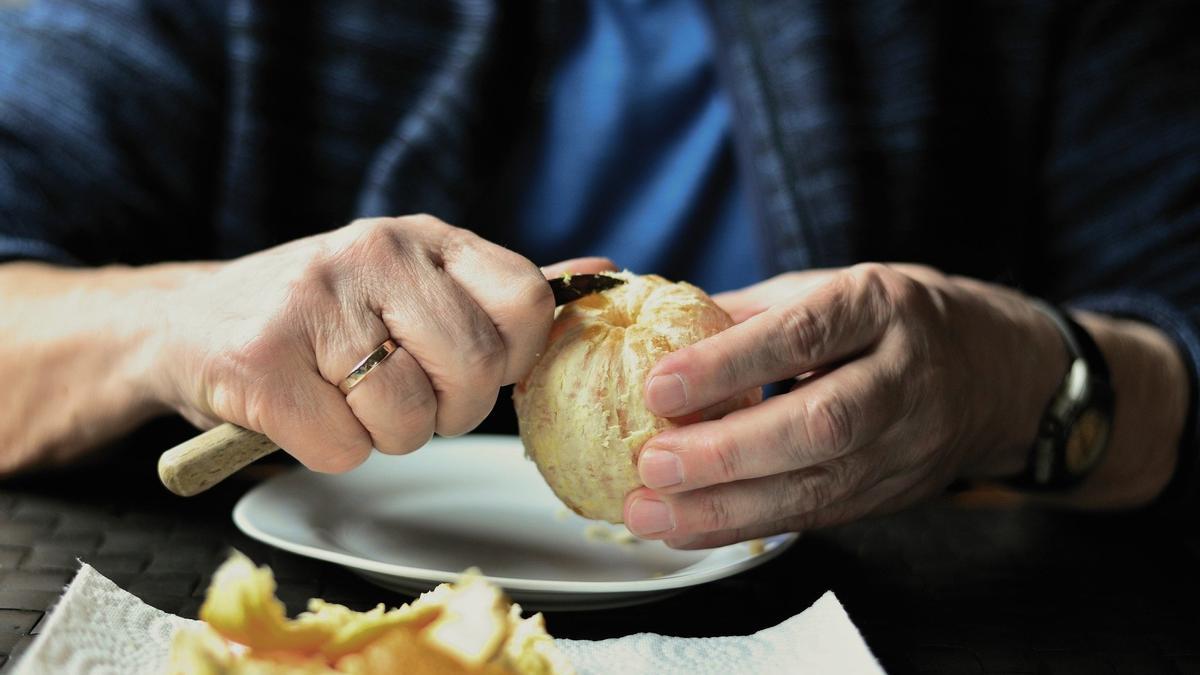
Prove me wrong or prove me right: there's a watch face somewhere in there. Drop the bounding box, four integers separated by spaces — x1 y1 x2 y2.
1065 407 1111 474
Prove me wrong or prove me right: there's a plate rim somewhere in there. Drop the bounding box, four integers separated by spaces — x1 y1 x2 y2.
232 435 798 595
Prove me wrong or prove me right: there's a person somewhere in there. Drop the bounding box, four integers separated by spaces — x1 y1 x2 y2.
0 0 1196 549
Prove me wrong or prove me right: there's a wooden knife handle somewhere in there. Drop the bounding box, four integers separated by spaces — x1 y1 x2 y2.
158 422 279 497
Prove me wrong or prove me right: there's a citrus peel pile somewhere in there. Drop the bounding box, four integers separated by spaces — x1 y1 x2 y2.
166 552 572 674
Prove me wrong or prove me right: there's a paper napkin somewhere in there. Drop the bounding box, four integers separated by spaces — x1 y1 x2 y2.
13 564 882 674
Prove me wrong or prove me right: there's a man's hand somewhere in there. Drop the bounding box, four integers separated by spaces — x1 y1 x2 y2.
622 263 1075 547
151 215 603 473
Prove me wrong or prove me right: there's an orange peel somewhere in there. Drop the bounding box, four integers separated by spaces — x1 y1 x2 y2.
166 552 572 674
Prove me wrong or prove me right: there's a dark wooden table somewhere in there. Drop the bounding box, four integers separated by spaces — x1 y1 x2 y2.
2 425 1199 674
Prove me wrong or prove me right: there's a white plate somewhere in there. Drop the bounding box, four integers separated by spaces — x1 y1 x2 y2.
234 435 797 610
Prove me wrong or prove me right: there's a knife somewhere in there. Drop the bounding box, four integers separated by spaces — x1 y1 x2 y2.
157 274 624 497
547 272 624 305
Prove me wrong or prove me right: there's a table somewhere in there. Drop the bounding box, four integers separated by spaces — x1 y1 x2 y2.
2 425 1199 674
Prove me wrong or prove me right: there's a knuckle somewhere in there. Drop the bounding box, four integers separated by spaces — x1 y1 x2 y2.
376 425 433 456
460 319 506 375
348 216 393 242
846 262 894 314
204 377 243 428
236 379 274 433
691 337 740 391
847 262 908 299
696 493 734 532
437 409 488 438
847 262 892 286
771 301 826 368
396 377 439 421
489 257 555 329
797 391 856 455
849 258 897 293
785 464 839 513
359 220 405 258
379 213 450 242
849 262 928 318
729 344 761 388
894 262 946 285
340 219 410 273
282 421 370 474
515 263 556 316
293 254 342 305
706 434 743 483
366 381 437 457
215 335 287 397
243 377 370 471
326 417 373 460
403 213 449 230
344 216 390 238
883 271 924 311
495 266 554 383
436 224 483 268
437 385 500 438
395 404 438 448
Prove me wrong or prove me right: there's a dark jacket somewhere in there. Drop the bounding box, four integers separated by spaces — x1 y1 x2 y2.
1 1 1197 515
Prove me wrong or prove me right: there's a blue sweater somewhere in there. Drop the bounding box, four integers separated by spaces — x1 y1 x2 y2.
494 0 761 294
1 1 1198 518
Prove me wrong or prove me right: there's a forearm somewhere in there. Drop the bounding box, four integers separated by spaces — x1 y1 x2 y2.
0 261 199 473
956 276 1190 509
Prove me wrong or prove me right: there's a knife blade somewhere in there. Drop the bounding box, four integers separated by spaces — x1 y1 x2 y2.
548 273 625 306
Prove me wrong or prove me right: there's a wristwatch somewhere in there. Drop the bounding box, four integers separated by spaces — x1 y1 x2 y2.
1008 301 1115 491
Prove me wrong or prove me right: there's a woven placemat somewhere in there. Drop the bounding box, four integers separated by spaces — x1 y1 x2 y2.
2 437 1199 674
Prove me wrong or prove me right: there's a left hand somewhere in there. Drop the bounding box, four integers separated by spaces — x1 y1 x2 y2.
622 263 1065 548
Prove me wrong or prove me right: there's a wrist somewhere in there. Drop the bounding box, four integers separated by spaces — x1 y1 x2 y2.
953 279 1068 478
121 261 219 416
1068 312 1186 506
80 264 180 421
953 284 1187 507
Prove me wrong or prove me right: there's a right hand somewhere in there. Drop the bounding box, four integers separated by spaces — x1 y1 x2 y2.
148 215 568 472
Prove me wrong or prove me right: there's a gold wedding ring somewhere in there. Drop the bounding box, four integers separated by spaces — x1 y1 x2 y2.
339 339 398 395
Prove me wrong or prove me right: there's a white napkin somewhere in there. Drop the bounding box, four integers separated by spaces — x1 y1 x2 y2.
14 564 883 675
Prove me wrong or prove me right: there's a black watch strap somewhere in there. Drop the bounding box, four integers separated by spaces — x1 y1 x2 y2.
1008 301 1114 491
1037 301 1111 384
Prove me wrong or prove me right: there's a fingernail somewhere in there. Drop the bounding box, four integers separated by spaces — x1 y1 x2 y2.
627 497 675 535
646 373 687 415
640 448 683 488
